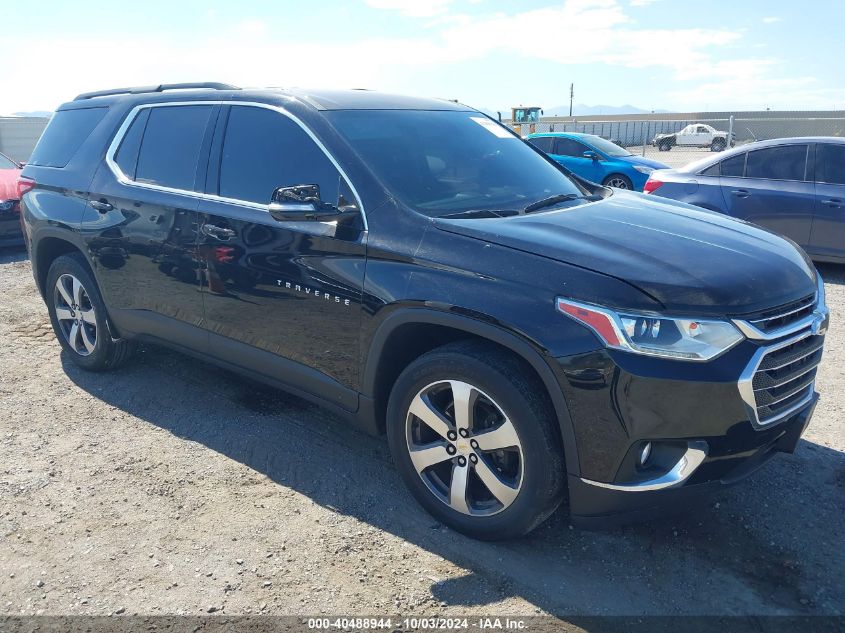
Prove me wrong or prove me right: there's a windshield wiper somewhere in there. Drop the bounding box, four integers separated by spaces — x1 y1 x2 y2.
438 208 519 220
522 193 600 214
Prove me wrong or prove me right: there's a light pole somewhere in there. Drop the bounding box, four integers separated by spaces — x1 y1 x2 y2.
569 83 574 117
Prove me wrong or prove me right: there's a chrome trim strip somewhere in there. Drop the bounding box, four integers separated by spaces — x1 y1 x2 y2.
733 275 827 341
747 298 815 324
761 381 815 407
104 100 368 232
752 363 817 393
580 442 708 492
758 342 823 372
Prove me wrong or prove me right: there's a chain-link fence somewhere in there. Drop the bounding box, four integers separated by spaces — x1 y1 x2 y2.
504 116 845 170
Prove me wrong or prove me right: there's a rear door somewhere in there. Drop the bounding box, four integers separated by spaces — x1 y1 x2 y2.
549 137 604 182
84 103 217 348
810 142 845 259
195 104 367 410
719 143 814 248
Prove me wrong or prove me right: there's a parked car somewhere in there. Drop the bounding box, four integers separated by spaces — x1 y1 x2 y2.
653 124 735 152
0 151 24 247
525 132 668 191
21 84 828 540
644 137 845 263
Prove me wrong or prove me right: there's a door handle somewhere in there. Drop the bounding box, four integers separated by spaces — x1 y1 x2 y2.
730 189 751 198
201 223 236 240
820 198 842 207
90 200 113 213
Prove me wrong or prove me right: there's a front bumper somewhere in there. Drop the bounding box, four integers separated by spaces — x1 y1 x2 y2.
566 394 816 527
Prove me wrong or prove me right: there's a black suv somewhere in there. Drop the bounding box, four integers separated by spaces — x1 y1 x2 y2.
21 83 829 539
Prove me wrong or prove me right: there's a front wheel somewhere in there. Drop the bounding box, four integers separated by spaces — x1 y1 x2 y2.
603 174 633 190
658 141 672 151
46 253 135 371
711 139 727 152
386 341 566 540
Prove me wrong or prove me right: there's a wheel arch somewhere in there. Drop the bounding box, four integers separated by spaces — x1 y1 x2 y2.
362 308 580 474
32 231 91 300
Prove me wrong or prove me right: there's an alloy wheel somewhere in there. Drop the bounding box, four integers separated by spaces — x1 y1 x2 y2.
54 273 98 356
606 177 630 189
405 380 524 516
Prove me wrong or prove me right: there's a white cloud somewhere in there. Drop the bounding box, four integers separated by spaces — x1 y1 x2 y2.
630 0 660 5
762 16 783 23
364 0 455 18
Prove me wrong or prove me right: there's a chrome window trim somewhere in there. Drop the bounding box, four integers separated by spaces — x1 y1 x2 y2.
104 100 368 232
580 441 708 492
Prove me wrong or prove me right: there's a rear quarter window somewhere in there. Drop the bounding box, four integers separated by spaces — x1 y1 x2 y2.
28 107 107 168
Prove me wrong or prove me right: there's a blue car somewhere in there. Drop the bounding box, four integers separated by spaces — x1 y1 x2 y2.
525 132 668 191
644 137 845 263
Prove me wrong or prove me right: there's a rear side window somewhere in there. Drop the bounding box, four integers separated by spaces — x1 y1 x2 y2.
720 153 746 177
700 162 720 177
527 137 553 152
745 145 808 181
553 137 589 157
28 107 107 168
218 106 341 205
817 144 845 185
113 108 150 180
135 105 213 191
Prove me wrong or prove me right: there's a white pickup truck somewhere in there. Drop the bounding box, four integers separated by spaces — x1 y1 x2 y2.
653 124 734 152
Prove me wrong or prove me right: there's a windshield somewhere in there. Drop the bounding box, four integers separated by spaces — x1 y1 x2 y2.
327 110 585 217
582 135 631 158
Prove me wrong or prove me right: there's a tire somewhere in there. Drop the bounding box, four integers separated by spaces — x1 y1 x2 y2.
386 341 566 540
46 253 135 371
602 174 633 190
711 139 726 152
658 141 672 152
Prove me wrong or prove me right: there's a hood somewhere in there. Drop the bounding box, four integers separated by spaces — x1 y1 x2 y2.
433 191 816 315
0 168 20 202
618 154 669 170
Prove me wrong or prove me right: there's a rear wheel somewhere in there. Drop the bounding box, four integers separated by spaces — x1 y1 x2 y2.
658 141 672 151
711 139 727 152
46 253 135 371
386 341 565 540
603 174 633 190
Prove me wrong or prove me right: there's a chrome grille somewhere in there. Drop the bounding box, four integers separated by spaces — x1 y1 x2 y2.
743 333 823 426
744 293 816 334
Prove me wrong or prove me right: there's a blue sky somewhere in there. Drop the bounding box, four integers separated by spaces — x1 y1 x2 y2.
1 0 843 114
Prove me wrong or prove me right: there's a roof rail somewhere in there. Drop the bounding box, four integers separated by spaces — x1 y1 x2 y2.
74 82 241 101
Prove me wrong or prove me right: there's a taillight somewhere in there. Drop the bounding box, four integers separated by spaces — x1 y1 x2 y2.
16 175 36 198
643 178 663 194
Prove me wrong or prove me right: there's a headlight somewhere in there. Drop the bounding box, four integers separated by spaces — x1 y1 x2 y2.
556 298 744 361
0 200 13 212
632 165 655 175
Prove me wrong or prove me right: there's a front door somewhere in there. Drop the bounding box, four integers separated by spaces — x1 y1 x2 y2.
196 104 367 410
549 137 604 183
810 142 845 259
83 103 217 346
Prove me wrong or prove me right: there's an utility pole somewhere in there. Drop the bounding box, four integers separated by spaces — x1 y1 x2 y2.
569 83 574 117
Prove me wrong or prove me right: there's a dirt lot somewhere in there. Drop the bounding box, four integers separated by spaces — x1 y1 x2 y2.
1 248 843 618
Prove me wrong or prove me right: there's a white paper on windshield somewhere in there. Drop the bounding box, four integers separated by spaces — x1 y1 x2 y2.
470 117 515 138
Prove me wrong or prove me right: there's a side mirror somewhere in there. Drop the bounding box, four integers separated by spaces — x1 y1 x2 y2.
583 151 599 161
269 184 351 223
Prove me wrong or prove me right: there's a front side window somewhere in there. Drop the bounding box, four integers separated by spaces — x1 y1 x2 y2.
218 106 342 205
581 135 631 157
135 105 214 191
328 110 585 217
817 144 845 185
745 145 808 181
553 137 589 157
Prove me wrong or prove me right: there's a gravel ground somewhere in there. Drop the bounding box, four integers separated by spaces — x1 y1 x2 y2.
0 248 843 618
